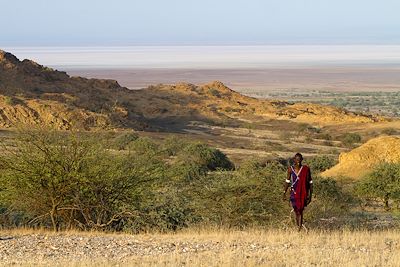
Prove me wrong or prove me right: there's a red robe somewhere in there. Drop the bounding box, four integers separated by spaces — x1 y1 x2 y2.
289 165 311 214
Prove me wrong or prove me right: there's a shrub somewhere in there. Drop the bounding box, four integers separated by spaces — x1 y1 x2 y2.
323 140 333 146
188 162 289 228
4 96 17 106
237 157 266 176
127 137 158 155
168 143 234 182
161 135 187 156
317 133 332 141
297 123 310 132
306 177 353 225
382 128 398 136
177 143 234 171
304 155 338 173
0 128 163 231
297 123 321 134
208 88 221 98
305 136 314 143
111 131 139 150
356 162 400 210
339 132 362 147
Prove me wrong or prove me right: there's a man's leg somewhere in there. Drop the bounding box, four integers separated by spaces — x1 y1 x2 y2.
300 211 303 226
296 211 304 231
296 212 301 229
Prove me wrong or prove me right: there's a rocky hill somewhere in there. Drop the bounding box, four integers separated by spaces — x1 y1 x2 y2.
321 136 400 179
0 49 387 130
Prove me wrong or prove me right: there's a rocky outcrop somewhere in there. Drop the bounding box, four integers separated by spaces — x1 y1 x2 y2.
136 81 385 125
0 96 110 130
321 136 400 179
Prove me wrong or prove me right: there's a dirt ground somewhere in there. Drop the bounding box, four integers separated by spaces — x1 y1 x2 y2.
1 228 399 266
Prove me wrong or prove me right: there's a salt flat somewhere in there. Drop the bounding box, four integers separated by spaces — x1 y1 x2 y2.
65 67 400 92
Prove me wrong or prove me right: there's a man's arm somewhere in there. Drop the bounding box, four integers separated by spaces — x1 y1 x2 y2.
307 168 313 204
283 167 291 201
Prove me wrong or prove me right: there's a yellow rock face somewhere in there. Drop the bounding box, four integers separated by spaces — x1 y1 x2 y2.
321 136 400 179
0 97 110 130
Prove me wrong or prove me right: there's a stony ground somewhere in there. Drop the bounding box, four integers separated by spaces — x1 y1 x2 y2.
0 232 222 266
0 229 399 266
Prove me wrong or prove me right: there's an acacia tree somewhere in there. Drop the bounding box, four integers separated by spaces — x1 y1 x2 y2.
356 162 400 210
186 159 289 227
0 128 163 231
0 129 85 230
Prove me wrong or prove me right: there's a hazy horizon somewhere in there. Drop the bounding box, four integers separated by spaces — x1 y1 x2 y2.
4 45 400 69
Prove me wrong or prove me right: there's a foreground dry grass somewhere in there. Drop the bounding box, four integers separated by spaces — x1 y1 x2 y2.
1 228 399 266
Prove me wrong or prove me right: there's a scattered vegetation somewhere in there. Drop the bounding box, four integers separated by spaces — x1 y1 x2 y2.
0 129 163 231
356 162 400 210
4 96 17 106
304 155 338 173
338 132 362 147
111 131 139 150
208 88 221 98
382 128 399 136
250 89 400 117
306 177 353 225
0 128 359 232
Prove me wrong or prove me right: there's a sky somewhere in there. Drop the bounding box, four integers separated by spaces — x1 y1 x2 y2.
1 0 400 46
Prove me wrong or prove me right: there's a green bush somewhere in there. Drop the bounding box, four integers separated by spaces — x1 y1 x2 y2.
4 96 17 106
134 157 289 230
297 123 321 134
317 133 332 141
127 137 158 155
237 158 265 175
161 135 187 156
208 88 221 98
0 128 163 231
304 155 338 173
382 128 398 136
187 162 289 228
306 177 353 225
112 131 139 150
339 133 362 147
356 162 400 210
177 143 234 172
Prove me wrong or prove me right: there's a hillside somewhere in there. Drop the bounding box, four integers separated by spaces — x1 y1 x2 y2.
0 50 141 130
321 136 400 179
0 49 387 131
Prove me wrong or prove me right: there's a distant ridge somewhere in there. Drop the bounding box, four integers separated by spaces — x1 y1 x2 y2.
0 49 388 130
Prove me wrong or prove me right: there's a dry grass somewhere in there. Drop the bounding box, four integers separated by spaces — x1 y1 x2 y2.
126 228 400 267
2 227 399 266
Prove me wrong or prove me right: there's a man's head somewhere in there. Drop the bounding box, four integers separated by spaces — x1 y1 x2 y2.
294 153 303 166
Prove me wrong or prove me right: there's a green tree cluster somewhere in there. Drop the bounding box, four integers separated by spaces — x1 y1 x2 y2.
356 162 400 210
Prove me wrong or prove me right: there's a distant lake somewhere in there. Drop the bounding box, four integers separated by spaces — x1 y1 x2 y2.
4 46 400 69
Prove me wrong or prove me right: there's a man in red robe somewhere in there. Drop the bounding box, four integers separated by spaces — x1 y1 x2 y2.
283 153 313 231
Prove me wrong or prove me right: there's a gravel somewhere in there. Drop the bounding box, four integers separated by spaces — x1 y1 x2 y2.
1 230 398 266
0 233 224 266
